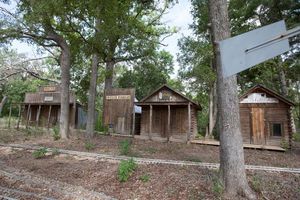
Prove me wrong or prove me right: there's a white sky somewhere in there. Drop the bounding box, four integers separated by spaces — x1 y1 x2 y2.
8 0 193 76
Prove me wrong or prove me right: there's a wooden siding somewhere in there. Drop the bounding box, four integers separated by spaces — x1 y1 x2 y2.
103 88 135 135
145 88 187 102
240 100 291 147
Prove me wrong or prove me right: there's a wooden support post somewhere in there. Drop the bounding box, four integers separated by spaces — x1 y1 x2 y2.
8 104 12 128
17 104 21 130
47 105 52 130
187 103 191 142
167 105 170 141
132 109 136 135
26 104 31 128
72 98 76 129
36 105 41 127
149 104 152 139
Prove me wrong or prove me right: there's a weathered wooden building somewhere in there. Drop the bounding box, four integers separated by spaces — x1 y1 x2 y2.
136 85 201 142
103 88 135 135
22 85 86 128
239 85 294 147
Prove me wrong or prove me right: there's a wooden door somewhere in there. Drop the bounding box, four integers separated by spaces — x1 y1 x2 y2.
251 107 265 145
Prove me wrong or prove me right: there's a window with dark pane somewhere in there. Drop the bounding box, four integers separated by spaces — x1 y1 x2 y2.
272 123 282 137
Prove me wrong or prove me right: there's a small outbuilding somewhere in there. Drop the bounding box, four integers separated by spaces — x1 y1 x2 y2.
22 85 86 129
136 85 201 142
239 84 294 147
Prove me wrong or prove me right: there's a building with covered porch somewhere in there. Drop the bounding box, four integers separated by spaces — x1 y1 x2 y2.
135 85 201 143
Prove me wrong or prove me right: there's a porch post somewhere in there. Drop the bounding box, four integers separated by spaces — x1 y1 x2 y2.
26 104 31 128
36 105 41 127
167 104 170 140
17 104 21 130
72 97 76 129
47 105 52 130
149 104 152 139
132 107 136 135
187 102 191 142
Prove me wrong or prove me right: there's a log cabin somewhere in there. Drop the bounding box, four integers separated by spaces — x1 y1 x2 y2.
135 85 201 143
239 84 295 148
22 85 86 129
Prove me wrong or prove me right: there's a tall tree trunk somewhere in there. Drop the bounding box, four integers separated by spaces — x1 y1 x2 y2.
86 54 99 138
208 0 256 199
0 96 7 117
104 60 115 89
59 42 71 139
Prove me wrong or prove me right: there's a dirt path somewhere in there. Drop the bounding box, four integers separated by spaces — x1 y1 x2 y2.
0 161 116 200
2 143 300 174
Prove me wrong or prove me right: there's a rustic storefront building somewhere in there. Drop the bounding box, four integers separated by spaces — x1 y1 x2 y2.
239 85 294 147
22 85 86 129
136 85 201 142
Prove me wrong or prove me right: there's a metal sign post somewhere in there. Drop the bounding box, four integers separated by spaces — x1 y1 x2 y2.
219 20 300 78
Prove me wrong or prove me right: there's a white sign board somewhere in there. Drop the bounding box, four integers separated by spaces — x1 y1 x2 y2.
44 96 53 102
220 20 290 78
240 93 279 104
106 95 131 100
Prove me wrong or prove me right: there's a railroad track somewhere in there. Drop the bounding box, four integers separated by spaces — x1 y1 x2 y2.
1 143 300 174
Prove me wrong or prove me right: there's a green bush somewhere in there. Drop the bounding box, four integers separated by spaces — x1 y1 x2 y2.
293 133 300 142
140 174 150 182
212 176 223 196
119 139 131 155
52 125 60 140
250 175 262 192
85 141 95 151
280 139 289 149
32 147 48 159
117 158 137 182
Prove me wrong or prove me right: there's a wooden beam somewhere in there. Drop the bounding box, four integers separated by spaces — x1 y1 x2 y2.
47 105 52 130
35 105 41 127
149 104 152 139
132 108 136 135
167 105 170 141
17 104 21 130
26 104 31 128
72 99 76 129
187 102 191 141
8 104 12 128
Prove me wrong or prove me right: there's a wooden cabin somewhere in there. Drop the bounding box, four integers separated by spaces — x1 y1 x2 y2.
136 85 201 143
239 85 294 147
22 85 86 129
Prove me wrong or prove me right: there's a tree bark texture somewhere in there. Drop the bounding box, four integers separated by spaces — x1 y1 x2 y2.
58 40 71 139
86 54 99 138
208 0 256 199
104 60 115 89
0 96 8 117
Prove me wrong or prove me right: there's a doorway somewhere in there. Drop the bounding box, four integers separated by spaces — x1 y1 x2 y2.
251 107 265 145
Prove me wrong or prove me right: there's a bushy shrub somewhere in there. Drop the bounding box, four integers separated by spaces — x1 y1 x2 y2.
52 125 60 140
32 147 48 159
85 141 95 151
119 139 131 155
117 158 137 182
293 133 300 142
139 174 150 182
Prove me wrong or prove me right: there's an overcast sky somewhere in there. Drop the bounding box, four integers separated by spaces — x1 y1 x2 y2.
9 0 193 75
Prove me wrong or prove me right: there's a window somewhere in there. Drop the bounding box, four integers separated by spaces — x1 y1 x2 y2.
272 123 282 137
